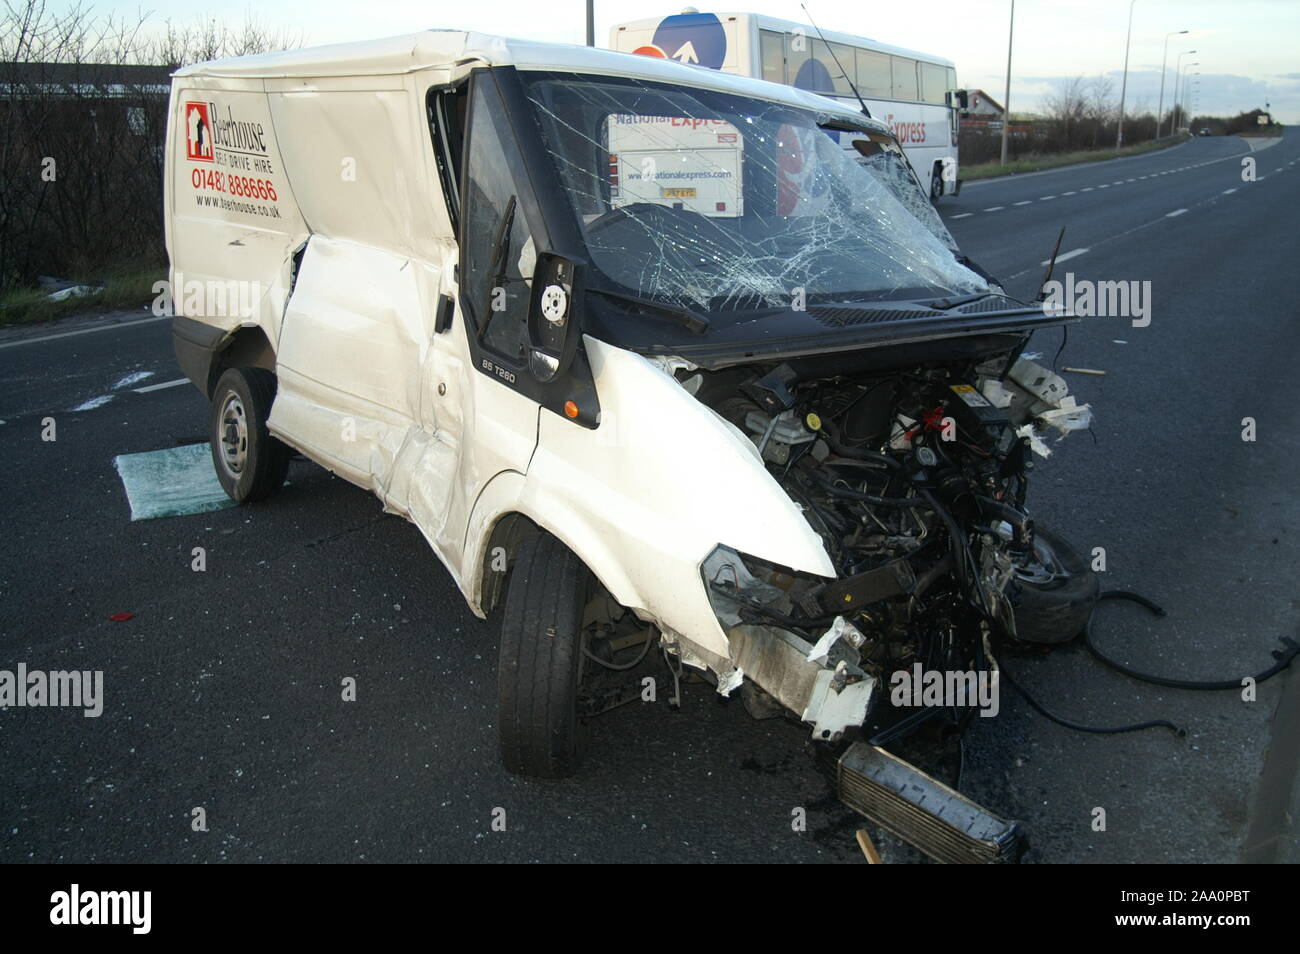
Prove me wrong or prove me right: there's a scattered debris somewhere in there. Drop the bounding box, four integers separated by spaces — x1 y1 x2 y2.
112 371 154 389
37 276 105 302
113 443 237 521
856 829 884 864
69 395 114 412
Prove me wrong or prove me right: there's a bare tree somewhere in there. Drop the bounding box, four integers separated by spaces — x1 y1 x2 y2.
1 0 301 291
147 15 303 67
1041 76 1088 150
1083 75 1116 147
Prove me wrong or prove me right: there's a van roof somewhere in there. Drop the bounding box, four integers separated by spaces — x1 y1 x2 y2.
173 30 887 131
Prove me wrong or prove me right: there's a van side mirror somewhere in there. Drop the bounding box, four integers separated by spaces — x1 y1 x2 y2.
948 90 969 113
526 253 581 383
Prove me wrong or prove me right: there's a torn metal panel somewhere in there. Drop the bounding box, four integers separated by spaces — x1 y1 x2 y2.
728 624 875 741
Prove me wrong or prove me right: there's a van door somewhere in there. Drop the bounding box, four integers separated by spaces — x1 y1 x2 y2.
265 79 446 505
413 68 601 574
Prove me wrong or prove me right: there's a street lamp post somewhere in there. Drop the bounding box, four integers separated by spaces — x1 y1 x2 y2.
1172 51 1196 132
1179 66 1198 129
1116 0 1138 148
1000 0 1015 165
586 0 595 46
1156 29 1188 138
1182 75 1200 128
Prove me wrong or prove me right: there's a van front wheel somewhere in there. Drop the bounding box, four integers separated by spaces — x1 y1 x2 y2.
209 367 290 504
497 533 591 779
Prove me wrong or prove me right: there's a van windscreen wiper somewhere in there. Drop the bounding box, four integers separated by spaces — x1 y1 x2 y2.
589 287 711 335
923 292 993 310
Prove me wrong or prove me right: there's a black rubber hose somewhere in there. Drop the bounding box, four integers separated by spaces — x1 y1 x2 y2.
1085 591 1300 690
818 421 901 469
973 494 1031 541
920 488 989 616
1001 669 1186 736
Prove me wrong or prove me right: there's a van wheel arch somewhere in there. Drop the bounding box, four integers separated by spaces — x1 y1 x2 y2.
206 325 276 397
479 511 541 617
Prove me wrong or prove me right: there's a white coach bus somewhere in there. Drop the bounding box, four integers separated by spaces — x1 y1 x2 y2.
610 9 964 199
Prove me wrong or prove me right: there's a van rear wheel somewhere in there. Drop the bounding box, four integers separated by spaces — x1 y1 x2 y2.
209 367 290 504
497 533 591 779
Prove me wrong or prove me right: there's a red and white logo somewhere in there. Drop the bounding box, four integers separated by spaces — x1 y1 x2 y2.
184 102 213 162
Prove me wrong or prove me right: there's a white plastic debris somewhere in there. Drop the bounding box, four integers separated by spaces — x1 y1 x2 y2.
717 667 744 697
1038 396 1093 436
1016 424 1053 458
978 377 1016 409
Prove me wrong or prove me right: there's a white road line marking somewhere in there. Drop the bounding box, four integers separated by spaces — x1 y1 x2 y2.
133 378 189 394
983 206 1004 212
1113 181 1124 185
950 212 973 219
1039 195 1057 200
1125 179 1135 183
1098 184 1110 188
0 315 166 350
1166 208 1188 217
1041 247 1090 266
1257 176 1267 181
1013 200 1032 206
1222 188 1237 195
1062 191 1077 195
1081 187 1094 192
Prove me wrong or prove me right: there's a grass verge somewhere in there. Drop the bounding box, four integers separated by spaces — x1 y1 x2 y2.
962 134 1189 182
0 268 163 326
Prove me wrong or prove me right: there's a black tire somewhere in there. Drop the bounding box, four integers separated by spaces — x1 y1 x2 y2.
1007 526 1099 644
930 164 944 202
209 367 290 504
497 533 591 778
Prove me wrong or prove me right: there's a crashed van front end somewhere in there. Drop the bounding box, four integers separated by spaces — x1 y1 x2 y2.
519 69 1089 744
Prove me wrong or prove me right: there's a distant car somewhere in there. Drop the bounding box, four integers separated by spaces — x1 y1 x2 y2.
1198 127 1212 136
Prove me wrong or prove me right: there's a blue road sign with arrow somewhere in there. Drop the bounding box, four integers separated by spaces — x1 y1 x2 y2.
651 12 728 69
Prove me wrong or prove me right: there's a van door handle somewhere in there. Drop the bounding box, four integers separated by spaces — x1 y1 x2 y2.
435 294 454 334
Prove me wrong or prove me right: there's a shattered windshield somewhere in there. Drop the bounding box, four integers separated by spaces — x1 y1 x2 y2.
522 72 988 314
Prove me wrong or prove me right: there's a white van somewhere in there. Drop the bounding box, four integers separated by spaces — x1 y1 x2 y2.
166 30 1091 861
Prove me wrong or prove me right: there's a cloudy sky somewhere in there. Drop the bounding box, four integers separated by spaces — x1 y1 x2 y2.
76 0 1299 121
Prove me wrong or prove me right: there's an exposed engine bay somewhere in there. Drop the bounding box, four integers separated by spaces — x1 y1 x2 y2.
678 337 1096 746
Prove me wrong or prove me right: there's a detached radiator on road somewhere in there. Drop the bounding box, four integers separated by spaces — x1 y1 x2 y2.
837 743 1024 864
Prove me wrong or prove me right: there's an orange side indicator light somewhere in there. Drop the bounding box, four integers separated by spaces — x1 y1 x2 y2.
564 400 579 419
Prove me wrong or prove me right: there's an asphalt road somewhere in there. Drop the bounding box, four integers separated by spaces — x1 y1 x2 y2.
1 131 1297 863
